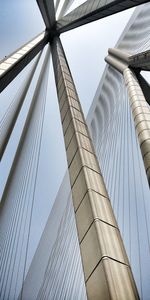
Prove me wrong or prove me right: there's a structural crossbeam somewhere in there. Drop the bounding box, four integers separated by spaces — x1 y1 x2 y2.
36 0 56 30
129 49 150 71
0 31 49 93
57 0 149 33
106 48 150 72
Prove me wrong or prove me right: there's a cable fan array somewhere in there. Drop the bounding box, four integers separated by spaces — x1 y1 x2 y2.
0 47 50 300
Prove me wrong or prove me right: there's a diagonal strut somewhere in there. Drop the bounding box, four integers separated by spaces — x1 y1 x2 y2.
57 0 150 33
0 31 49 93
36 0 56 30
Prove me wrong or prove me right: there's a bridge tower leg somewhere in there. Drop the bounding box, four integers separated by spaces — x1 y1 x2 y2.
51 36 139 300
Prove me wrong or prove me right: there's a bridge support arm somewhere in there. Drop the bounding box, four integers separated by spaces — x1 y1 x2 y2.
57 0 149 33
36 0 56 30
0 31 49 93
51 37 139 300
129 49 150 71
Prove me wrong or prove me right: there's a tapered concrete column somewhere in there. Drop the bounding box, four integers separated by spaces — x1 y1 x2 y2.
51 37 139 300
124 68 150 185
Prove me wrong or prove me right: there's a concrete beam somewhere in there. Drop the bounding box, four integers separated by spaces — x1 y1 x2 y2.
106 48 150 72
0 31 49 93
36 0 56 30
57 0 149 33
129 49 150 71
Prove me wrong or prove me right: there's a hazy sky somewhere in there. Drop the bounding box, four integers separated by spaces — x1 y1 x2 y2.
0 0 135 267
